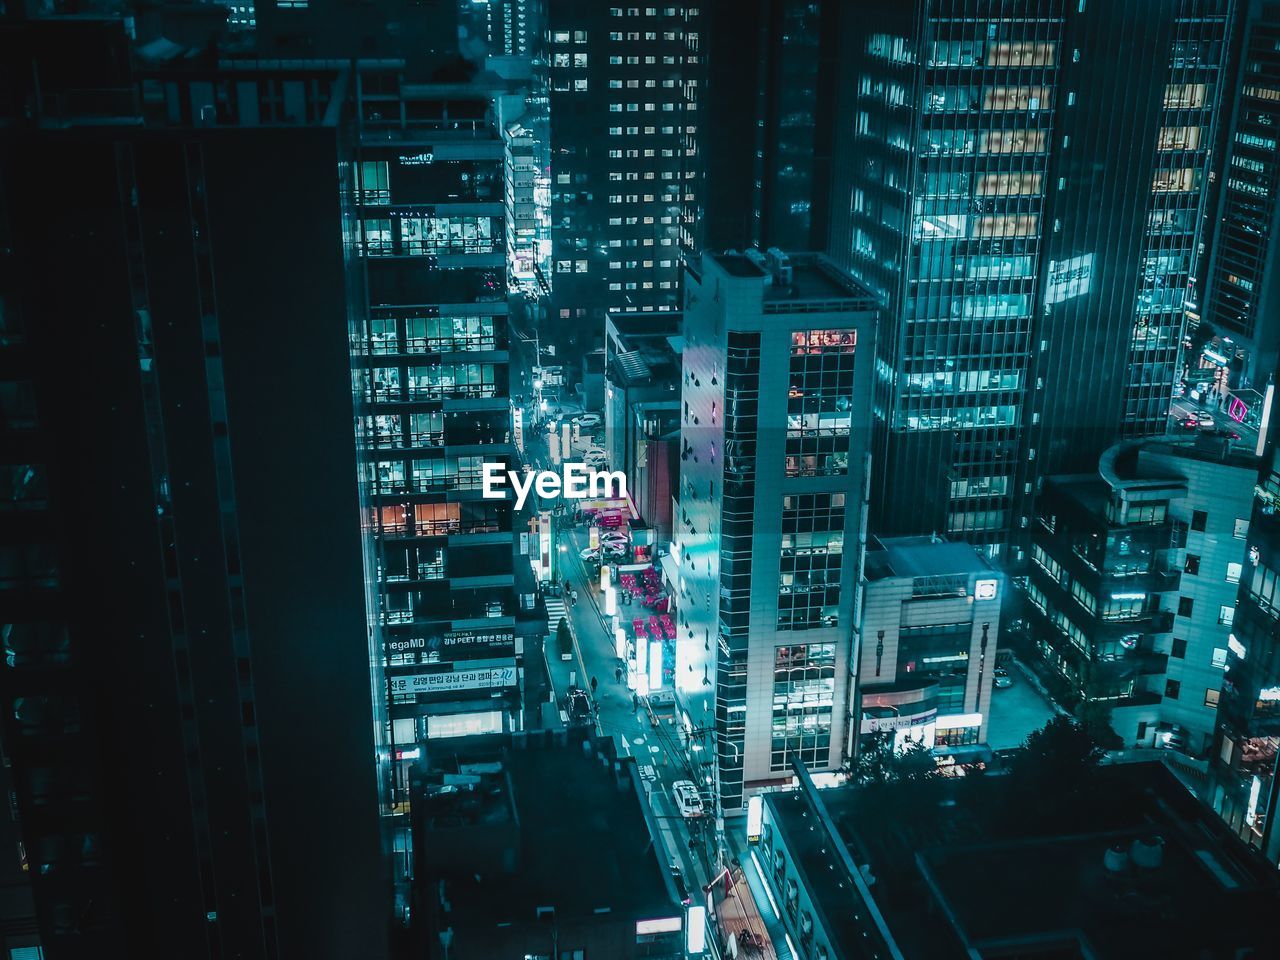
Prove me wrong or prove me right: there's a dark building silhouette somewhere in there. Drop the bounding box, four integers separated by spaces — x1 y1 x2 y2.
254 0 459 71
0 19 391 959
700 0 836 253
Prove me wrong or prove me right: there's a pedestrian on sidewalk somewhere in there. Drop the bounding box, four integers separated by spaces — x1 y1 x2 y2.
615 666 623 684
590 675 599 694
632 692 640 711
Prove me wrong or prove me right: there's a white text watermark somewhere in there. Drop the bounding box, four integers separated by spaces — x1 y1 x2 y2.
482 463 627 511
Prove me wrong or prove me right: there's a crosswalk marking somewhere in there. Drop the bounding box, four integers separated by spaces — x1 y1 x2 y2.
545 595 570 661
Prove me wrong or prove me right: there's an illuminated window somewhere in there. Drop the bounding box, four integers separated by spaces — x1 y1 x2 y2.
976 172 1043 196
982 86 1051 111
1163 83 1206 109
1157 126 1203 150
1151 168 1199 193
979 130 1046 154
973 214 1039 238
986 41 1057 66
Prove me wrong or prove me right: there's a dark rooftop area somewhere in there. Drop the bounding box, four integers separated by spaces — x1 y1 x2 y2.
712 252 767 278
864 535 992 582
415 737 675 927
768 763 1277 960
761 258 867 304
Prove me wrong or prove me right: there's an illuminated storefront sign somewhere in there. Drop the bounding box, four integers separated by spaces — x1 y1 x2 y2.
686 906 706 954
1246 775 1262 827
861 708 938 735
746 795 763 842
390 661 517 694
974 579 998 600
383 631 515 660
636 917 682 936
398 151 435 165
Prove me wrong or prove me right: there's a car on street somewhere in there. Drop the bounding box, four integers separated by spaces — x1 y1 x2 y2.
575 413 602 430
565 688 593 728
599 532 629 547
1181 416 1199 430
1197 416 1216 431
993 667 1013 689
583 447 609 466
670 864 691 905
579 547 600 562
672 780 705 819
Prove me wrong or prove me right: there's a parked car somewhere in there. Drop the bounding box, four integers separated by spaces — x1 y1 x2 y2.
672 780 705 819
670 864 691 905
1197 416 1216 431
579 547 600 562
993 667 1013 689
1181 417 1200 431
575 413 602 430
565 687 593 728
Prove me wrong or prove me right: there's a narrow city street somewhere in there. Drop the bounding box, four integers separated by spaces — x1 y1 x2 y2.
525 419 729 910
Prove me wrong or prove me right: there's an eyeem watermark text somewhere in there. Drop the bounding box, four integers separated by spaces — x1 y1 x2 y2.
482 463 627 511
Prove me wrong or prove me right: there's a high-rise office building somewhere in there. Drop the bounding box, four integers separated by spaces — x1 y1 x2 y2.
830 0 1233 560
1201 0 1280 392
676 249 877 813
349 75 546 798
0 19 390 958
701 0 836 253
544 1 701 355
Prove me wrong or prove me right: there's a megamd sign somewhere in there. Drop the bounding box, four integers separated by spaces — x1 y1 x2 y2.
389 660 518 694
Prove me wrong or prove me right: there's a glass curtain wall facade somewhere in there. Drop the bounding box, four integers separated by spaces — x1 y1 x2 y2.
831 0 1233 562
1203 2 1280 388
833 2 1065 560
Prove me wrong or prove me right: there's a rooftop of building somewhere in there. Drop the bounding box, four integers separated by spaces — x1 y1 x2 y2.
415 736 675 928
698 250 879 310
767 762 1276 960
1044 435 1260 518
605 310 682 388
863 535 993 582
